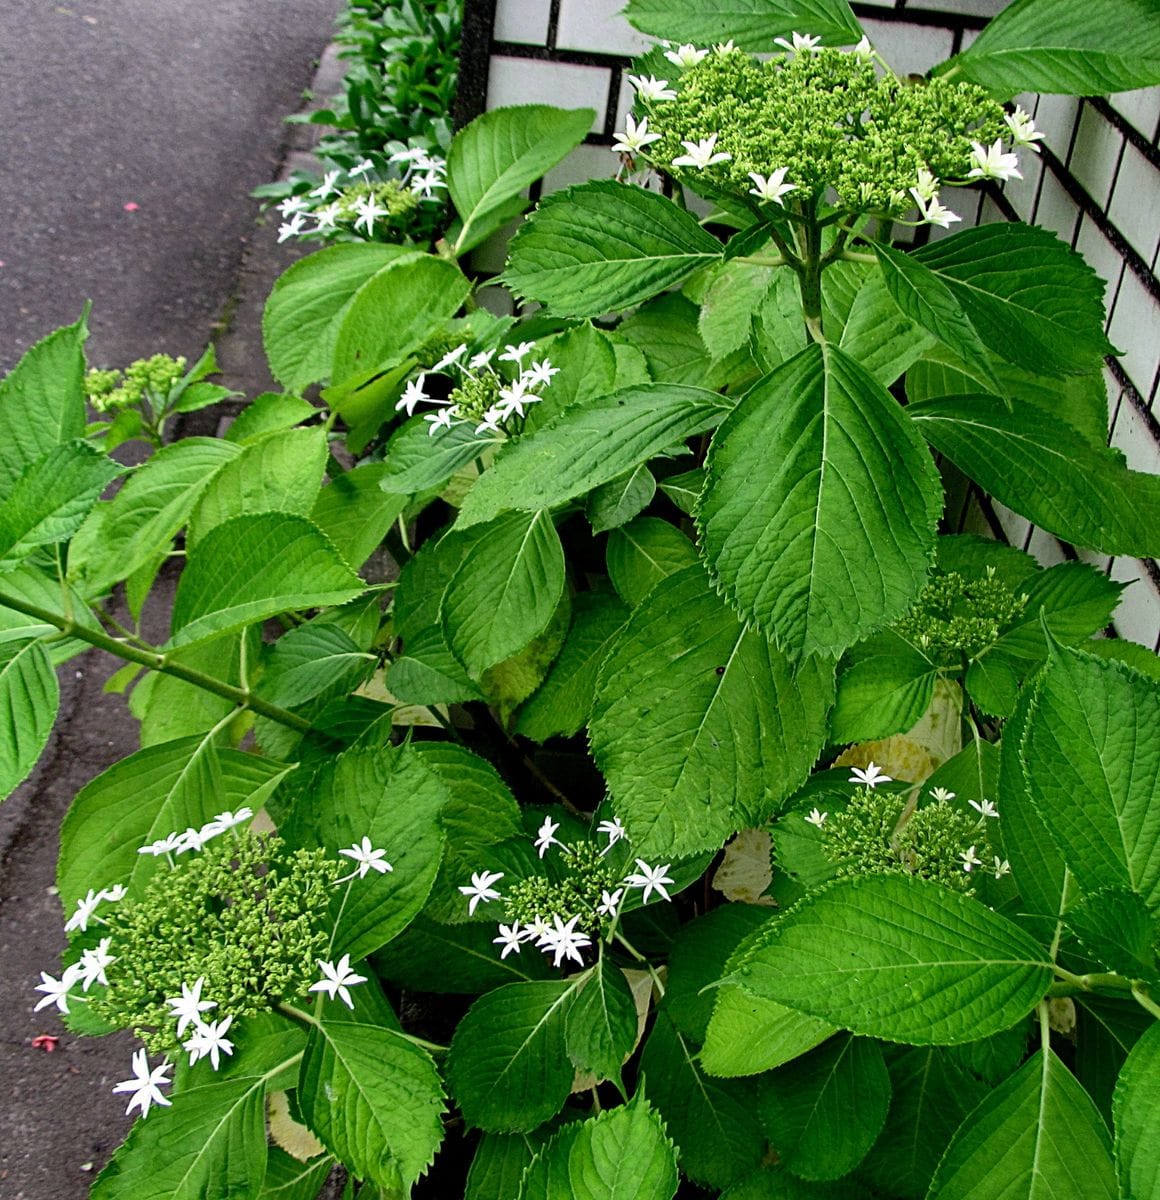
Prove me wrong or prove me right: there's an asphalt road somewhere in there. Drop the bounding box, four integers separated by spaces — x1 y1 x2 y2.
0 2 342 1194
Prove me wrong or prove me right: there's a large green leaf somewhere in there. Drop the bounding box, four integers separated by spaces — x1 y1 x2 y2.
838 268 935 386
622 0 862 49
702 988 833 1077
458 383 731 527
1021 642 1160 911
0 639 59 803
379 417 504 496
262 243 413 390
520 1093 679 1200
450 105 594 254
734 874 1053 1044
0 312 88 502
1113 1021 1160 1200
830 630 939 744
910 393 1160 557
565 955 639 1088
526 322 620 430
225 392 317 444
299 1019 445 1192
503 182 723 318
331 254 471 387
1066 887 1160 982
257 1148 332 1200
0 441 121 568
57 737 291 907
170 513 365 649
68 438 242 596
699 342 941 659
442 509 565 677
258 624 376 709
928 1047 1117 1199
943 0 1160 95
606 517 699 608
586 465 655 534
757 1034 890 1181
446 979 582 1132
618 293 709 387
591 565 834 859
92 1074 269 1200
310 461 406 569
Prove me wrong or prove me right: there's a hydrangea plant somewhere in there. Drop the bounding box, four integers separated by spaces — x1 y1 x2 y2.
5 0 1160 1196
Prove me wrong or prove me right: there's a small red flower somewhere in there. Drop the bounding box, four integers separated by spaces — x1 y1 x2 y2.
31 1034 60 1052
122 202 140 212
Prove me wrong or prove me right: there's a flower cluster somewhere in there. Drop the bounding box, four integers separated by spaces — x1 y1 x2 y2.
461 816 674 968
84 354 187 415
805 767 1007 893
398 340 559 437
274 147 447 244
894 567 1028 662
614 35 1038 227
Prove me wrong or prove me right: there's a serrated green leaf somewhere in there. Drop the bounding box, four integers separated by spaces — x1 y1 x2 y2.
503 181 723 318
380 416 503 496
524 322 620 431
910 393 1160 557
586 465 655 534
225 393 317 444
388 629 484 705
622 0 862 49
700 262 777 363
310 462 405 570
0 312 88 502
839 268 935 386
170 513 364 649
657 468 703 516
617 293 709 387
1076 995 1153 1126
735 874 1052 1044
702 985 833 1078
447 979 582 1132
0 565 99 664
591 564 834 859
606 517 699 608
259 624 376 709
1113 1021 1160 1200
468 1129 559 1200
450 105 594 254
1021 642 1160 910
752 271 809 373
943 0 1160 95
699 342 941 659
299 1019 445 1192
0 639 59 803
831 630 939 744
258 1148 332 1200
565 955 639 1088
928 1047 1116 1199
442 509 565 676
1066 887 1159 982
92 1074 268 1200
263 243 413 390
458 383 731 528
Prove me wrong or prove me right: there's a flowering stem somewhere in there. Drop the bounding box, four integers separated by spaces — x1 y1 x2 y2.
0 588 313 734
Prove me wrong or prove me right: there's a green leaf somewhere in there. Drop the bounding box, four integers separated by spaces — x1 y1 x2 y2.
92 1074 268 1200
1077 996 1153 1126
0 639 59 803
657 468 704 516
928 1047 1116 1199
310 461 406 570
503 182 723 318
734 874 1053 1044
299 1019 445 1192
617 294 709 387
58 738 290 907
446 979 582 1132
622 0 862 50
565 956 639 1088
442 510 565 677
0 441 121 568
1021 642 1160 910
225 392 317 444
68 438 241 596
521 1093 679 1200
459 383 731 528
831 630 938 744
699 342 941 659
259 624 376 709
752 271 809 373
170 514 365 649
258 1148 332 1200
839 268 935 386
1114 1021 1160 1200
758 1034 889 1181
909 393 1160 557
592 565 834 859
380 417 503 496
586 465 655 534
606 517 699 608
525 322 620 431
0 565 99 664
1066 887 1159 982
468 1131 553 1200
641 1007 766 1189
943 0 1160 95
331 254 471 386
0 312 88 502
699 262 777 364
516 592 629 741
263 243 413 390
388 629 484 705
450 105 594 254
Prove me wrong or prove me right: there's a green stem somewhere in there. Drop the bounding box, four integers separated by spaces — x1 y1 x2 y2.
795 210 825 345
1132 986 1160 1020
277 1000 447 1051
613 931 666 998
1051 966 1133 994
734 254 787 268
0 588 312 734
839 250 878 264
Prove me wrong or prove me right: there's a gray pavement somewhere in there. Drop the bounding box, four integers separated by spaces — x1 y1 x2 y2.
0 2 343 1193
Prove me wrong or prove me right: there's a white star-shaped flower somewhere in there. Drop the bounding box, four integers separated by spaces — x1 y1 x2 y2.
166 977 217 1038
497 378 536 420
522 358 558 388
183 1015 235 1070
33 963 84 1013
475 406 506 435
993 856 1012 879
625 859 674 904
459 870 504 915
431 343 468 372
911 168 939 203
309 955 367 1010
671 134 732 170
277 212 308 243
349 158 375 177
967 139 1022 182
424 404 461 435
200 807 254 840
596 888 623 917
397 375 431 416
748 167 796 205
353 195 389 236
314 201 343 231
664 43 709 69
929 786 956 802
597 817 627 851
521 914 553 945
78 937 116 991
492 923 523 959
499 341 536 364
411 171 447 199
65 888 105 934
138 831 183 857
851 35 873 61
313 169 343 199
469 349 496 370
389 145 429 165
100 884 128 903
534 816 561 858
540 914 592 967
1004 106 1044 152
849 762 892 788
338 836 394 879
914 193 961 229
626 74 677 102
959 845 983 872
774 32 821 56
278 194 312 217
112 1049 173 1119
968 798 1000 820
804 808 828 828
173 826 206 854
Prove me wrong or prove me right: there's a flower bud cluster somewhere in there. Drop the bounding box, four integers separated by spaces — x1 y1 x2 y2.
894 567 1028 661
84 354 187 414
